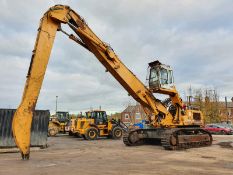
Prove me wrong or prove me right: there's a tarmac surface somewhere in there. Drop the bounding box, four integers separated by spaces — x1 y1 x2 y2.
0 135 233 175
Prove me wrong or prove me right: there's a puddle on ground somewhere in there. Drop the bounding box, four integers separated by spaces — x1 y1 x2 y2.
36 163 57 168
217 142 233 150
201 156 216 159
223 162 233 169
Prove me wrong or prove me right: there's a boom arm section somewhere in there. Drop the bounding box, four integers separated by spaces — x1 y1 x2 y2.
13 5 172 159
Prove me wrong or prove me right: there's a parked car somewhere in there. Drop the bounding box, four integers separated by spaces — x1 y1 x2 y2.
204 124 233 135
217 123 233 130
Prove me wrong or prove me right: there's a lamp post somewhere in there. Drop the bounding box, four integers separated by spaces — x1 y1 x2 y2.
225 96 228 123
56 96 58 114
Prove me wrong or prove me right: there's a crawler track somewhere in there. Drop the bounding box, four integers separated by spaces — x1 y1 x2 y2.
161 128 212 150
123 129 144 146
122 131 131 146
123 128 212 149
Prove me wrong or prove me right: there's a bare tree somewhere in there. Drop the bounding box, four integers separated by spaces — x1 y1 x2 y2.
190 88 221 123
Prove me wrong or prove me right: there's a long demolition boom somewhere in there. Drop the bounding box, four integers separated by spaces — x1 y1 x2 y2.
12 5 173 159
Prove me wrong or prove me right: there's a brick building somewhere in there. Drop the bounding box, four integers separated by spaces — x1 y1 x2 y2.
121 104 146 125
120 101 233 125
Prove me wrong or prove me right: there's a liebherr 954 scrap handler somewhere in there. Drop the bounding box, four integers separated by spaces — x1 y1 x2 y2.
12 5 212 159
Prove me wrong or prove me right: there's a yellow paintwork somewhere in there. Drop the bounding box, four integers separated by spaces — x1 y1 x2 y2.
12 5 204 159
48 117 67 136
70 111 114 137
182 110 204 126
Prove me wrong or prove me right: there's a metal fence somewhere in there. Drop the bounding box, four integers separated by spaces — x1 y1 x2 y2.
0 109 49 148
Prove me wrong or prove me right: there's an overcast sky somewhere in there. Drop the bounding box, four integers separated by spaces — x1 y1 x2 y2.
0 0 232 114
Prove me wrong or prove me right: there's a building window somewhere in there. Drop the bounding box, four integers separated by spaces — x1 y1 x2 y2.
125 114 129 119
135 113 141 120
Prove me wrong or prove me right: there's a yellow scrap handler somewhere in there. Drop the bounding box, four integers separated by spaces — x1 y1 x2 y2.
69 110 125 140
12 5 212 159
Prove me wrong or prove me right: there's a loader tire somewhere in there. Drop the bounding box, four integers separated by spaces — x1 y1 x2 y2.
75 133 82 138
69 131 74 136
85 127 98 140
48 128 58 137
220 130 227 135
82 134 87 140
112 127 123 139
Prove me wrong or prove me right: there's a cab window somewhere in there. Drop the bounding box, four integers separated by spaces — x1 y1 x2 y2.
160 68 168 84
149 68 159 85
168 70 173 84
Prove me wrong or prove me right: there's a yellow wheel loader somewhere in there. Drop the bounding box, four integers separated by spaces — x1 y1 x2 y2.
48 111 69 136
69 110 126 140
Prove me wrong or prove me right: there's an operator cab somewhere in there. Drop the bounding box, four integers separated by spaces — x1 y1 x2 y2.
55 111 70 123
148 60 174 92
86 110 108 125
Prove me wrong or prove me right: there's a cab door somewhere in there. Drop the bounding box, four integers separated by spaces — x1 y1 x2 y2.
93 111 108 125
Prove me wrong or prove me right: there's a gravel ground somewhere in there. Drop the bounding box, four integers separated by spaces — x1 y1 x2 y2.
0 135 232 175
